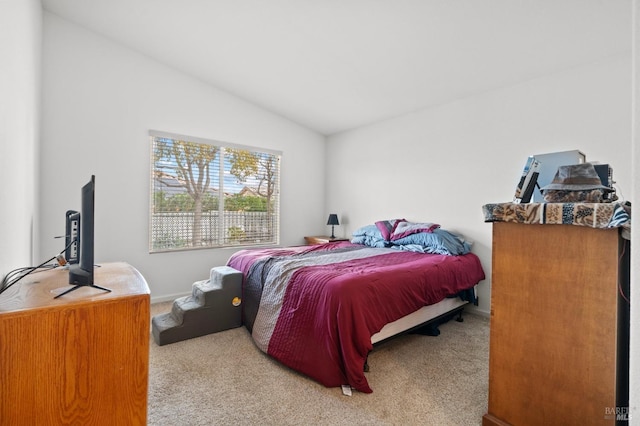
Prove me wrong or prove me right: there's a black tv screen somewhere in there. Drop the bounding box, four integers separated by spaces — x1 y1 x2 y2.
55 175 110 299
68 175 95 285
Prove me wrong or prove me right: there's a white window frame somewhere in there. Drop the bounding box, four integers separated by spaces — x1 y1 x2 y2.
149 130 281 253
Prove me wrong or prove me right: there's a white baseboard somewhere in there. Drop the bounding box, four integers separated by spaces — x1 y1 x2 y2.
464 305 490 318
151 292 190 305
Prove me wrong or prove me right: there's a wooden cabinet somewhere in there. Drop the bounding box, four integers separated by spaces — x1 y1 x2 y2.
483 222 629 426
0 262 150 425
304 236 349 245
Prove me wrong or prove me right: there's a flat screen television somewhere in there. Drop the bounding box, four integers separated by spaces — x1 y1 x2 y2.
55 175 110 298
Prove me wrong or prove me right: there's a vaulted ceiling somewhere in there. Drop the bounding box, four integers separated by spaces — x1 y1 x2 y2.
41 0 632 135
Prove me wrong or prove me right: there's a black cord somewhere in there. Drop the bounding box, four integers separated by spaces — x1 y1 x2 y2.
0 257 58 295
0 239 76 296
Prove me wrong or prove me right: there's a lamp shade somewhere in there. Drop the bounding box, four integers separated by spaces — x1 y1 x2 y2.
326 214 339 226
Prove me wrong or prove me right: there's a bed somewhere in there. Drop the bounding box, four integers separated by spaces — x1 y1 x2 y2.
227 221 485 393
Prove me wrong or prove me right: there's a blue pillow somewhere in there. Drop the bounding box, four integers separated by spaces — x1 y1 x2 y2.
391 229 471 255
351 225 388 248
351 235 388 248
352 224 382 238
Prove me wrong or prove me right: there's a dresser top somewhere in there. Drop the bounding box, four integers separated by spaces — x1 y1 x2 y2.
0 262 149 313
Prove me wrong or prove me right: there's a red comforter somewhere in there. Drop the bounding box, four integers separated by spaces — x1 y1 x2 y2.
227 242 485 393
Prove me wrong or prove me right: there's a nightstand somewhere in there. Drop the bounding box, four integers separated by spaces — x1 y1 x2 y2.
304 236 349 245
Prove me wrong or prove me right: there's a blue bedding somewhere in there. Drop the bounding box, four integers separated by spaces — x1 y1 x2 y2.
351 222 472 255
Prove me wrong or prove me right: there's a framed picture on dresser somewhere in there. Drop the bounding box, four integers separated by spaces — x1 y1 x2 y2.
513 156 540 204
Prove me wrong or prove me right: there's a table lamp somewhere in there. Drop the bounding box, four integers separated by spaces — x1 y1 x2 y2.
327 214 339 239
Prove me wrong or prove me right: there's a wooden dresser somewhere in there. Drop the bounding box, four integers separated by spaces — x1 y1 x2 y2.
483 222 630 426
0 262 150 425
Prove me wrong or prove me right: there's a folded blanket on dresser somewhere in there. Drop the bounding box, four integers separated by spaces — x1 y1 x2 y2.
482 202 630 229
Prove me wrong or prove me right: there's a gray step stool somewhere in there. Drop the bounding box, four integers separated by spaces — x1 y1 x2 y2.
152 266 243 346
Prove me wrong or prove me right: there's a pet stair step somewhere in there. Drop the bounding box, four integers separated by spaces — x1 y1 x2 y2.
151 266 243 346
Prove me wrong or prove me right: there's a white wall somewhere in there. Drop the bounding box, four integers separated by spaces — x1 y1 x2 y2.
0 0 41 277
40 13 326 301
326 56 632 315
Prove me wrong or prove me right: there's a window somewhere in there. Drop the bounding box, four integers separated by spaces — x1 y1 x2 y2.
149 131 281 252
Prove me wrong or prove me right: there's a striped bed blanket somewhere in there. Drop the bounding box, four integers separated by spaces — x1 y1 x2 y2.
227 242 485 393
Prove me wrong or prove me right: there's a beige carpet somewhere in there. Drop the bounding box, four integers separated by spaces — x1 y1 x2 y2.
148 302 489 425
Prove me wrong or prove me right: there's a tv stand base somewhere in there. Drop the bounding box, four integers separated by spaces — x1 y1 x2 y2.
54 283 112 299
